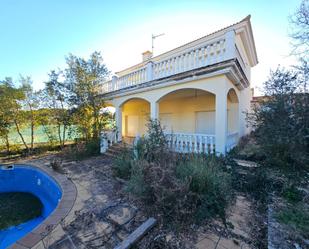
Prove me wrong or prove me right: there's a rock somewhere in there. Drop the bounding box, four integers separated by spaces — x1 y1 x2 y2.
107 205 137 226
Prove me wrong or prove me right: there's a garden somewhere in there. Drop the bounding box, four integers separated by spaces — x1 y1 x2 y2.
0 1 308 248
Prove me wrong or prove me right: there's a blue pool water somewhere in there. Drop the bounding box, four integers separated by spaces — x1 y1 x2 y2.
0 165 62 249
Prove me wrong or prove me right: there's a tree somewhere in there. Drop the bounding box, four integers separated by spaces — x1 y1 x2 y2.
290 0 309 58
0 78 28 151
0 78 15 152
64 51 110 140
42 70 71 147
19 76 40 150
247 67 309 171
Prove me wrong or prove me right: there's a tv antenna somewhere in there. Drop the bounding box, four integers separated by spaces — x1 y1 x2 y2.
152 33 165 54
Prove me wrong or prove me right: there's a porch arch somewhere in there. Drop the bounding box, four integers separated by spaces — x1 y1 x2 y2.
118 96 151 108
157 88 216 135
225 88 240 151
120 98 151 138
153 85 217 104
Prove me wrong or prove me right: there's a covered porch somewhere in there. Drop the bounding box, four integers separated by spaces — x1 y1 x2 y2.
111 87 240 154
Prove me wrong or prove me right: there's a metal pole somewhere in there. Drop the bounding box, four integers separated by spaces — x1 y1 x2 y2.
152 33 165 55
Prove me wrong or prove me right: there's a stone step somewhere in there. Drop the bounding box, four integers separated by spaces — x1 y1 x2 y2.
234 159 259 168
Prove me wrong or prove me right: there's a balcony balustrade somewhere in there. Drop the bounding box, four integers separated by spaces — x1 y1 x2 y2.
101 30 247 94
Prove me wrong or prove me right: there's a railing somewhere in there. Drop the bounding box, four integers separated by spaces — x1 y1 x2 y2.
101 80 113 93
235 45 249 80
153 37 226 80
100 30 239 94
116 66 148 89
226 132 239 152
165 133 215 154
100 130 117 153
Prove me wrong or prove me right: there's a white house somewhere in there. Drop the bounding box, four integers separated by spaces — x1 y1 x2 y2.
101 15 258 154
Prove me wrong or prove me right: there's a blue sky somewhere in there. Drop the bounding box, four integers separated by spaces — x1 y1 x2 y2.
0 0 301 94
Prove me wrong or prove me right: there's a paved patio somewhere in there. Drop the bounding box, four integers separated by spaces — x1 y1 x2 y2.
10 154 257 249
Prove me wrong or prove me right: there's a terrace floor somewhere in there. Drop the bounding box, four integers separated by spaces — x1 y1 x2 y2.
11 153 259 249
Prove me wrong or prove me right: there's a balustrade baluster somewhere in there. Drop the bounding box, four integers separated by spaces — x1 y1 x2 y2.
194 49 199 69
166 60 170 76
173 58 176 74
199 47 204 67
194 135 198 153
206 45 211 65
210 137 214 153
158 63 162 78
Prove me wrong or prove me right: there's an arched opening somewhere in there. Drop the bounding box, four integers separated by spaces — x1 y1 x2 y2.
100 103 116 130
121 98 150 138
227 88 239 134
158 88 216 134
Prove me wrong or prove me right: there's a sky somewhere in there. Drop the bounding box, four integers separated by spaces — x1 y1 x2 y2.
0 0 302 95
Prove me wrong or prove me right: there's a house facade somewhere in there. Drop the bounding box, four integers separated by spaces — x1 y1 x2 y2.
100 16 258 154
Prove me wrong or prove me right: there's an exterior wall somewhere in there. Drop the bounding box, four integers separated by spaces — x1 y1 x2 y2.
227 98 239 134
239 86 252 136
159 92 215 134
101 17 258 154
236 34 251 81
110 75 227 107
118 87 242 137
121 99 149 137
224 77 252 137
109 74 251 153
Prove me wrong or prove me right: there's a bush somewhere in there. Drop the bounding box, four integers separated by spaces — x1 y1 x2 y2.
246 67 309 172
176 155 234 222
229 135 265 161
282 184 303 203
112 146 133 180
127 159 152 198
115 119 235 226
277 204 309 236
128 157 196 225
62 138 100 160
134 119 168 162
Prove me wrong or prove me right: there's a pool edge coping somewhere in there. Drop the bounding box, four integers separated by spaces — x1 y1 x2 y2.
7 164 77 249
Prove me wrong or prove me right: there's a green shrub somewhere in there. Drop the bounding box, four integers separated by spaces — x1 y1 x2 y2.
133 119 169 162
116 120 235 227
176 155 234 222
277 204 309 236
246 67 309 172
62 138 100 160
229 135 265 161
128 157 195 225
113 146 133 179
127 159 151 198
282 185 303 203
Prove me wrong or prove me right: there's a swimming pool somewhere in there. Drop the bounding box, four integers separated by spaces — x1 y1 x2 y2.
0 165 62 248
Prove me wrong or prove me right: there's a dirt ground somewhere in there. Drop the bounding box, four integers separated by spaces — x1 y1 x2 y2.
6 153 265 249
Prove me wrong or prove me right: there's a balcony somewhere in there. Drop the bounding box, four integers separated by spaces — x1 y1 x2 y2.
100 29 250 95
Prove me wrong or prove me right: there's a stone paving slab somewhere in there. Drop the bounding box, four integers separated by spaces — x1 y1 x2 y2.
7 154 257 249
6 155 145 249
195 195 254 249
7 162 77 249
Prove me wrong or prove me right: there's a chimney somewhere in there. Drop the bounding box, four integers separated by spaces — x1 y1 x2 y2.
142 51 153 62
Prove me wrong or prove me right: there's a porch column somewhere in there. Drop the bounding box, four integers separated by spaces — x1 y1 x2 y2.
150 101 159 120
115 105 122 142
215 90 228 154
